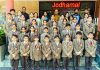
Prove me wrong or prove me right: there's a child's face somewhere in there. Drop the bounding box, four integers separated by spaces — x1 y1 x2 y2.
51 15 55 19
54 37 59 42
44 12 47 16
66 26 70 30
32 20 36 24
7 14 12 20
53 22 57 26
29 13 34 18
18 11 21 16
73 18 77 23
43 21 47 25
63 20 67 24
34 37 39 41
84 14 88 18
42 16 45 20
65 13 69 17
76 34 82 39
12 25 17 30
12 36 17 42
11 11 15 15
65 35 70 41
87 17 92 22
53 29 58 33
70 16 73 20
44 29 48 33
88 34 94 39
34 13 38 18
76 25 80 30
44 37 49 42
24 37 29 42
21 15 25 21
61 15 64 19
21 28 26 32
30 27 35 31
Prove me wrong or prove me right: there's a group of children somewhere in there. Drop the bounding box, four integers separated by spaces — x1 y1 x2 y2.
5 8 97 70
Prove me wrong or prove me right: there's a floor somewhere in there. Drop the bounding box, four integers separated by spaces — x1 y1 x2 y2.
0 55 99 70
0 41 100 70
0 67 98 70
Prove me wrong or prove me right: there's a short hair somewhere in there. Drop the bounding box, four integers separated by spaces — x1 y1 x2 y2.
73 17 77 19
34 35 39 38
44 35 49 38
10 9 15 12
88 15 92 19
30 26 35 29
21 14 25 17
12 24 17 27
84 13 89 16
7 13 12 15
66 24 71 27
74 9 79 11
23 35 29 38
54 35 59 39
63 18 67 21
32 19 36 22
21 27 27 30
22 6 26 9
68 15 73 20
53 27 58 30
76 24 80 27
43 20 47 22
76 31 82 35
12 34 18 38
44 27 48 30
34 12 38 15
65 34 70 37
88 32 94 35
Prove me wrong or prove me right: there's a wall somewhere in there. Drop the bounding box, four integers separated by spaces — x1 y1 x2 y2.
14 0 39 13
0 0 39 13
0 0 6 13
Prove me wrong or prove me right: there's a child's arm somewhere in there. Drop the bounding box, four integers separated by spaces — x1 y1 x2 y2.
67 42 73 56
8 43 15 55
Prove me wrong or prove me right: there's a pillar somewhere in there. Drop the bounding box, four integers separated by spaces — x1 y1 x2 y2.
6 0 14 14
98 5 100 32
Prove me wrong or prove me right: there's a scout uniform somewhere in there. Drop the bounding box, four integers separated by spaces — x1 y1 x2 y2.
42 42 52 69
83 23 95 39
30 42 42 70
72 30 83 39
62 40 73 70
85 39 97 70
31 24 39 35
29 32 38 42
8 30 19 42
80 18 87 30
19 33 29 42
58 22 66 33
8 42 20 70
52 42 62 70
20 42 30 70
50 26 59 34
39 26 49 34
73 39 84 70
50 33 60 41
17 21 29 31
40 33 50 44
4 20 14 34
61 29 72 41
48 19 55 27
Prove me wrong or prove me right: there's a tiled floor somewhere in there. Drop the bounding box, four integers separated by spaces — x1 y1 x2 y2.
0 67 98 70
0 55 100 70
0 41 100 70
